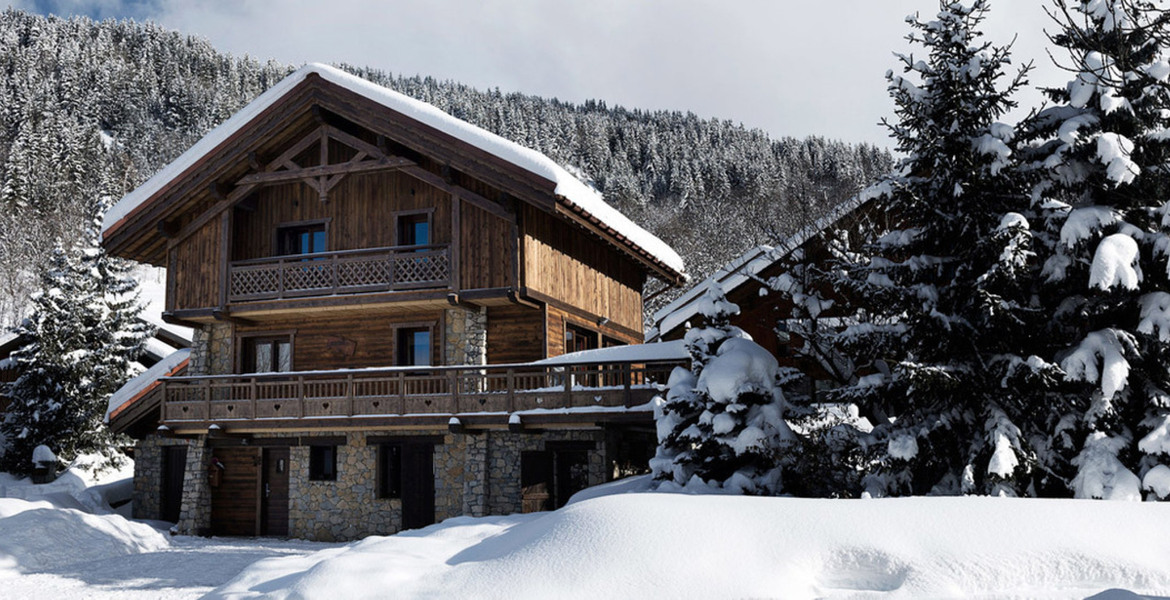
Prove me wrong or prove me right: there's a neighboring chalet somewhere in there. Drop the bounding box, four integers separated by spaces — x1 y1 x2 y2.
102 64 687 541
647 196 880 397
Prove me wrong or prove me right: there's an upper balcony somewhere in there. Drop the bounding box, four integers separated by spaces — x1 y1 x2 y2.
154 359 684 432
228 244 451 303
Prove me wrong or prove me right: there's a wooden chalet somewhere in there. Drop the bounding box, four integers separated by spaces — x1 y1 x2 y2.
647 197 880 396
102 64 686 540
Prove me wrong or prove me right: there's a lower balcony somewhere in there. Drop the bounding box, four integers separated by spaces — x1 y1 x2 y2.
228 244 451 303
158 359 684 430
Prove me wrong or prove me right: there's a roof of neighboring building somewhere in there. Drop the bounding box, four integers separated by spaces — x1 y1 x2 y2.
647 192 876 340
102 63 686 281
106 348 190 424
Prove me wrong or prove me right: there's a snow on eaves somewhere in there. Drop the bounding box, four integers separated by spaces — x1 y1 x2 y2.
105 348 190 422
534 339 689 365
649 194 868 340
101 63 685 277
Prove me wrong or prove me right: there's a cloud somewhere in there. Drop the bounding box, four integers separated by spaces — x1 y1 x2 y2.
7 0 1063 147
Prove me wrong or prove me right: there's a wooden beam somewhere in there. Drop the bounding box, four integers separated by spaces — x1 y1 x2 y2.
235 156 415 186
323 125 386 160
401 166 513 221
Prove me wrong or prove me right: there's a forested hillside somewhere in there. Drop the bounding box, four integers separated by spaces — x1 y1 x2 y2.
0 9 891 327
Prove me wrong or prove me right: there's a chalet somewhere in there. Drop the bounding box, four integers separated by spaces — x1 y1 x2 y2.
102 64 687 541
646 196 880 396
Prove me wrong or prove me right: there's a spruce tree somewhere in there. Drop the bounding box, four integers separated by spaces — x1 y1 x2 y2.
821 0 1044 496
1019 0 1170 499
0 194 152 475
651 286 794 494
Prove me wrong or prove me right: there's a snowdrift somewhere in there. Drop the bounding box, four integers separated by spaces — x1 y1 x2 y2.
0 498 167 578
209 487 1170 599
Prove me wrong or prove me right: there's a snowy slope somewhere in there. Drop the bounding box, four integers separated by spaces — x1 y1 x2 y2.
209 483 1170 599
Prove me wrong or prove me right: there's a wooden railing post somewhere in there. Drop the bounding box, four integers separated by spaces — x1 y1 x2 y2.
298 374 305 418
506 368 515 412
450 371 460 413
346 373 354 416
203 379 211 421
623 362 633 407
398 370 406 415
160 379 168 421
277 258 286 299
563 366 572 408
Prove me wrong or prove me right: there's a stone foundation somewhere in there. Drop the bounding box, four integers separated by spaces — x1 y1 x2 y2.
136 426 626 542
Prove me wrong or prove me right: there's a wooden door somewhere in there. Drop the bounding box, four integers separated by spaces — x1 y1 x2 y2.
160 446 188 523
210 447 261 536
520 450 553 513
262 447 290 536
554 450 589 508
400 443 435 530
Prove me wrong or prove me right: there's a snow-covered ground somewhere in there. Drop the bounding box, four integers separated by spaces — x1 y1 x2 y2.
3 470 1169 599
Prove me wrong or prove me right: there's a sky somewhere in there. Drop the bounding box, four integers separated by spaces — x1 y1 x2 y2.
7 0 1066 148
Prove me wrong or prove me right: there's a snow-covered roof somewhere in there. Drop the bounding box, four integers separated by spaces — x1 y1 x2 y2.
102 63 685 278
105 348 189 422
534 340 689 366
649 194 870 339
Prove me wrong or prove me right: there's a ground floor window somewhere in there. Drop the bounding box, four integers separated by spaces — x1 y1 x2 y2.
308 445 337 481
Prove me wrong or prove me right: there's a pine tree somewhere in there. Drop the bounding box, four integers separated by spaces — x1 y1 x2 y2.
0 194 152 475
820 0 1045 496
651 286 794 494
1019 0 1170 499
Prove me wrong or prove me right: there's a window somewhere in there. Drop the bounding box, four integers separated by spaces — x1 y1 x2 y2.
277 222 327 256
396 212 430 247
243 336 292 373
565 323 597 355
397 327 431 367
377 444 402 498
309 445 337 481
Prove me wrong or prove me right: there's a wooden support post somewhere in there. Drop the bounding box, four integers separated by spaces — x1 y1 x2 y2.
298 376 306 418
623 363 633 408
450 194 461 292
203 379 211 420
506 368 515 413
398 371 406 415
346 373 355 417
160 380 168 421
218 211 231 309
563 367 572 409
450 371 460 413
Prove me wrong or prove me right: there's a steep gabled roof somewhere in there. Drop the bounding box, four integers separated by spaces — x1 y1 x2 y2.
102 63 685 282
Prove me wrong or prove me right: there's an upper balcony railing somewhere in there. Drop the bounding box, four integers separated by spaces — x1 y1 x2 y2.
158 359 685 424
228 244 451 302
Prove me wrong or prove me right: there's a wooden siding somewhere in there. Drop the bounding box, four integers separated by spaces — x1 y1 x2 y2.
210 446 260 536
170 218 221 311
460 201 512 290
522 205 644 334
486 304 545 364
231 170 451 261
236 311 444 371
544 304 641 359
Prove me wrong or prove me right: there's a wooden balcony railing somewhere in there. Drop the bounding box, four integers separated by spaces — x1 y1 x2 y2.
158 360 685 424
228 244 450 302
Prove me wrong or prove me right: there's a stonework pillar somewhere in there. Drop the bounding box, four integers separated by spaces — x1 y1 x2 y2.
175 438 211 535
462 432 490 517
188 323 233 376
132 436 163 520
444 306 487 366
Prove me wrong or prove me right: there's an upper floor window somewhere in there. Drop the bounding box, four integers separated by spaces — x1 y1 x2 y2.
396 212 430 247
565 323 597 355
397 327 432 367
277 222 327 256
243 336 292 373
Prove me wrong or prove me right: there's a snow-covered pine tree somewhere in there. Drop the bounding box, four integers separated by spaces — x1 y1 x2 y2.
1019 0 1170 500
820 0 1046 496
0 191 152 475
651 286 794 494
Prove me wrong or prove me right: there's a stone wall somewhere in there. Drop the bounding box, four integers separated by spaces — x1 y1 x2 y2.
132 435 208 528
444 306 487 366
188 323 233 376
484 429 607 515
287 432 399 541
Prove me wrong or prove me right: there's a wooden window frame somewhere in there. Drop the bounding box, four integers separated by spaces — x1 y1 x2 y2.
393 209 434 247
389 320 439 367
235 330 296 374
564 321 599 355
273 218 330 256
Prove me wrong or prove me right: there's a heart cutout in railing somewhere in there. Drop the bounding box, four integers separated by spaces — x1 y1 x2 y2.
536 397 543 404
424 399 432 406
372 401 380 408
181 406 189 413
478 398 486 406
227 404 234 412
322 402 330 410
274 403 281 411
